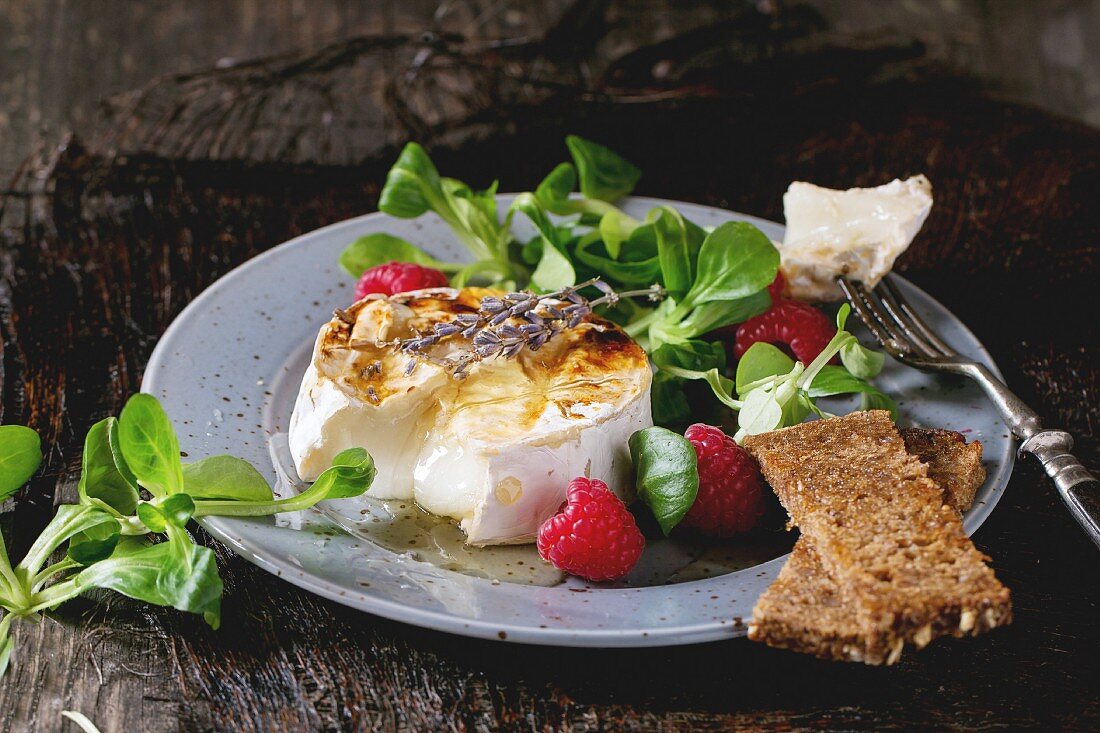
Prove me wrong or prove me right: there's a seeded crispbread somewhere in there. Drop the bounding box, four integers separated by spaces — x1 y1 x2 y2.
744 411 1009 664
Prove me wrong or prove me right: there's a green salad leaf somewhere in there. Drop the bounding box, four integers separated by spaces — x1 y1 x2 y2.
192 447 376 517
182 455 273 502
681 222 780 306
629 427 699 535
78 418 139 515
735 342 795 394
377 142 513 280
651 206 696 300
67 522 122 567
566 135 642 203
597 209 640 259
0 425 41 501
136 494 196 533
69 538 223 630
338 233 445 278
510 193 576 291
118 394 184 497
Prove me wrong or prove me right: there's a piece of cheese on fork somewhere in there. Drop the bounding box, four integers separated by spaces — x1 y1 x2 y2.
288 288 653 545
779 175 933 301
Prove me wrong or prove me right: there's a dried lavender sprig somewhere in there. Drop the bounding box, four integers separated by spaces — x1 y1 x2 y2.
369 278 666 378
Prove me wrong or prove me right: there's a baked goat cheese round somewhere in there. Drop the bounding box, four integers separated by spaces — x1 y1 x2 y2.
288 287 653 545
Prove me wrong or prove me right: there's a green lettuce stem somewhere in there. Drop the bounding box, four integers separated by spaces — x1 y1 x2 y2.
191 491 327 518
0 612 14 647
797 331 855 388
31 558 80 593
0 552 20 603
15 505 95 581
25 578 83 614
624 309 663 338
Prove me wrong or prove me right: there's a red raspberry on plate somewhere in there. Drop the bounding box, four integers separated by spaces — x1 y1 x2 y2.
680 423 766 537
355 261 448 300
767 271 786 301
734 299 835 365
537 477 645 582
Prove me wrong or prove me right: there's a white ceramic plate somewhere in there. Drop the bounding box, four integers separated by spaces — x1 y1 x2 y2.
142 196 1013 647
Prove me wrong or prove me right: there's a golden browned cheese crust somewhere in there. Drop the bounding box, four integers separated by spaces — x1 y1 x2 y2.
315 287 649 413
744 411 1010 664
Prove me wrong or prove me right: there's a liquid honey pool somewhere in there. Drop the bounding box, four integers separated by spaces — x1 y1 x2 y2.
317 498 793 587
272 434 793 588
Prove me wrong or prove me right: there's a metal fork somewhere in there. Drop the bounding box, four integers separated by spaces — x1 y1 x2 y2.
839 274 1100 549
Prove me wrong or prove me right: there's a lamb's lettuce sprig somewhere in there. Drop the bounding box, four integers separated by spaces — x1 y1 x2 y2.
0 394 375 679
665 305 895 441
535 135 641 216
338 142 518 287
339 136 645 292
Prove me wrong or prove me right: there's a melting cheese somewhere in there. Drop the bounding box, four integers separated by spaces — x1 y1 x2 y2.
288 288 653 545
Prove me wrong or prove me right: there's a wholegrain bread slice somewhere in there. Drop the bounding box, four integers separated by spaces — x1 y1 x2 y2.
900 427 984 513
748 424 991 663
743 411 1010 664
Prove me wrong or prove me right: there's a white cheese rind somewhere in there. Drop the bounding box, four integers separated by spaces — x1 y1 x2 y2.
288 368 427 499
779 175 933 301
288 321 450 497
415 388 652 546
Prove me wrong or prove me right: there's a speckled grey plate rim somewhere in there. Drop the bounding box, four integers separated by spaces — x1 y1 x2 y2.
143 195 1014 648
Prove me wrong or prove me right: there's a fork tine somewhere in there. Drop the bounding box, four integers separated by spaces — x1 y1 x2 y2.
837 277 914 358
879 276 956 356
874 280 948 357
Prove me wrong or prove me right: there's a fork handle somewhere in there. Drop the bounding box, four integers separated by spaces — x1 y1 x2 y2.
1019 431 1100 550
964 363 1100 550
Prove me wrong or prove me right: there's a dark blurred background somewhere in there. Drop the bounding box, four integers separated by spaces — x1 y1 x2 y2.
0 0 1096 179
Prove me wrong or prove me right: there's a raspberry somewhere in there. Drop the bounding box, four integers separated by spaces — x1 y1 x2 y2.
734 299 835 365
537 477 645 582
354 261 448 300
680 423 766 536
767 271 786 301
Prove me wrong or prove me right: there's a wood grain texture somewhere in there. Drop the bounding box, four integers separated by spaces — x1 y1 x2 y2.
1 5 1099 732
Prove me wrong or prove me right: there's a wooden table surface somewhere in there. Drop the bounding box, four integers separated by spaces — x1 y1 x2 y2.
1 4 1098 731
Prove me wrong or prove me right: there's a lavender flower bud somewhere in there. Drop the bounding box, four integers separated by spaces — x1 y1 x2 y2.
509 298 537 317
476 343 502 359
473 330 501 348
542 304 564 320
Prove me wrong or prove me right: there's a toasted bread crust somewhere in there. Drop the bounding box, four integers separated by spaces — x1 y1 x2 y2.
744 411 1010 664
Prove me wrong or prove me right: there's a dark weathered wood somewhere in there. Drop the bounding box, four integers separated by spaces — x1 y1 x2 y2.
1 4 1099 732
